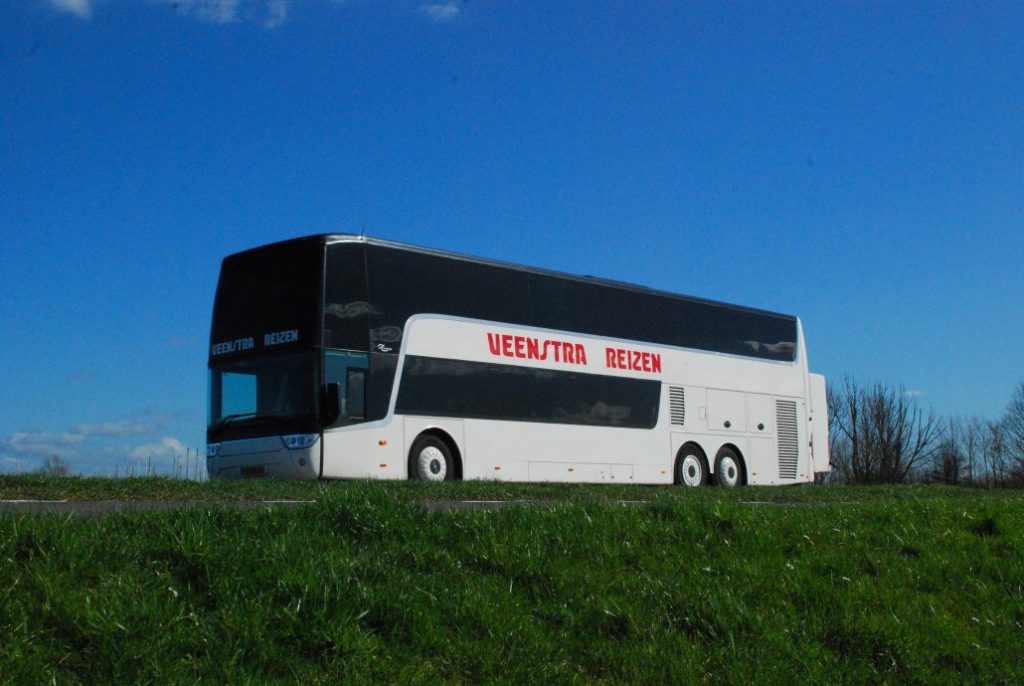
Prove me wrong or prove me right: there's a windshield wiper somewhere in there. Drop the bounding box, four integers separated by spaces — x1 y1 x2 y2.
214 412 280 432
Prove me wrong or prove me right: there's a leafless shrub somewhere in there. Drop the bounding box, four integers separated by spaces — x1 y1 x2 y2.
828 376 943 484
38 453 71 477
1001 382 1024 485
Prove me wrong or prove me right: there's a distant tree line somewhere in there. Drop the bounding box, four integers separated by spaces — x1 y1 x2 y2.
828 378 1024 487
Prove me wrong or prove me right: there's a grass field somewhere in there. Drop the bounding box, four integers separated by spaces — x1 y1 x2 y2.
1 477 1022 684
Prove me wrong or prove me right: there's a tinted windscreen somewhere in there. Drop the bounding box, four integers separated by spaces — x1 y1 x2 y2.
208 351 318 440
210 238 323 361
365 245 797 362
396 356 660 429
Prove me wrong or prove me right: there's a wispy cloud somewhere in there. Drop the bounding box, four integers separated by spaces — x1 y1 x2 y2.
903 389 926 398
3 418 161 457
45 0 92 19
0 413 169 472
265 0 288 28
172 0 242 24
43 0 463 28
128 436 187 460
162 0 292 28
421 2 460 22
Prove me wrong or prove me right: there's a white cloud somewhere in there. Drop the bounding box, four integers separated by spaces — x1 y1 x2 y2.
76 419 162 437
0 411 198 476
170 0 290 27
421 2 460 22
174 0 241 24
1 415 163 460
45 0 91 19
903 389 926 398
265 0 288 27
128 437 187 460
6 430 85 457
43 1 463 28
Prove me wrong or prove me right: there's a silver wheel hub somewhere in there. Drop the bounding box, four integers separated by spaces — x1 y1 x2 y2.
719 456 740 487
680 455 703 487
416 446 447 482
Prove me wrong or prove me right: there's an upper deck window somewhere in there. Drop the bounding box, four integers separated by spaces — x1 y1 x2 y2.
364 244 797 362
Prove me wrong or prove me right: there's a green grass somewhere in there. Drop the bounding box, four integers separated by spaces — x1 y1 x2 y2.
1 478 1022 684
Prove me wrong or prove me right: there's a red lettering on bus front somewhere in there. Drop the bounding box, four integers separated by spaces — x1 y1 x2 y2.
487 333 501 355
575 344 587 365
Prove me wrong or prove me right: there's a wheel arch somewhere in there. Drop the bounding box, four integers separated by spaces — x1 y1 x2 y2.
410 427 463 480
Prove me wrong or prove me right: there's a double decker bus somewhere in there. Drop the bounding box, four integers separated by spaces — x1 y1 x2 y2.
207 234 830 486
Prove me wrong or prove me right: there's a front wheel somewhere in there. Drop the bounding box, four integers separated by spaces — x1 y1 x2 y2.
715 448 745 487
409 435 454 482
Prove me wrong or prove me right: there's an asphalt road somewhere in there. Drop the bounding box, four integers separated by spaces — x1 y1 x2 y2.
0 498 809 516
0 499 317 516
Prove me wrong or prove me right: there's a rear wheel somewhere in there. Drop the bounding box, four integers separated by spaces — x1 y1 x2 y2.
715 447 745 487
409 435 454 482
676 446 708 487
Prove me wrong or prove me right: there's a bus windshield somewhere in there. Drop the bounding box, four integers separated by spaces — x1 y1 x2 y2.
208 351 318 440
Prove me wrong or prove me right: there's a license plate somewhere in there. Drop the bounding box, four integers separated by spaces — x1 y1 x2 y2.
241 465 266 478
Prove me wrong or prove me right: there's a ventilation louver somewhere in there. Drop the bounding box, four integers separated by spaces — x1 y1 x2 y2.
776 399 799 479
669 387 686 426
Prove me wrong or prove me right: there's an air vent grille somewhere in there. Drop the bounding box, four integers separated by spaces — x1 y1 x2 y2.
669 387 686 426
776 399 799 479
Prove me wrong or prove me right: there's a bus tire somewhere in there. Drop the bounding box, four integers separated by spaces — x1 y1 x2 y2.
675 444 709 487
714 447 745 487
409 434 455 482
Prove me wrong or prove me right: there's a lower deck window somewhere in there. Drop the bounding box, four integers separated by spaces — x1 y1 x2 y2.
396 356 659 429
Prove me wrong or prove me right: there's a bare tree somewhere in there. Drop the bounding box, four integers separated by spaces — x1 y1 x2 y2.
930 416 989 486
1003 382 1024 484
38 453 71 477
931 432 963 485
828 376 943 484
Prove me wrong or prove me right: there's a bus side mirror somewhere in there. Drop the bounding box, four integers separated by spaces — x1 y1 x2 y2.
323 383 342 425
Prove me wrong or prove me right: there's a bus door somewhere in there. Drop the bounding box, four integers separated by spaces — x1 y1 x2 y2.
324 350 369 424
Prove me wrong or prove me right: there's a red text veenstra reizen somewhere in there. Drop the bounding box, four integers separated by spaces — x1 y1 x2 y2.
485 333 661 374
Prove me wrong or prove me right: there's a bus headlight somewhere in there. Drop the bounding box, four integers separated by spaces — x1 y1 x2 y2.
282 434 320 450
206 443 221 459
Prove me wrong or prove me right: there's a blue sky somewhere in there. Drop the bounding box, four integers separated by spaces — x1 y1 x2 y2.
1 0 1021 475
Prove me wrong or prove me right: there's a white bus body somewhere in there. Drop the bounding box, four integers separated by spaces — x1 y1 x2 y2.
207 235 830 486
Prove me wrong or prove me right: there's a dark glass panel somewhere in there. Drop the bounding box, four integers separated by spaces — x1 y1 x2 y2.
447 259 532 324
324 243 370 351
396 356 659 429
366 352 398 420
366 246 450 350
207 351 320 441
210 238 323 360
366 243 797 362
